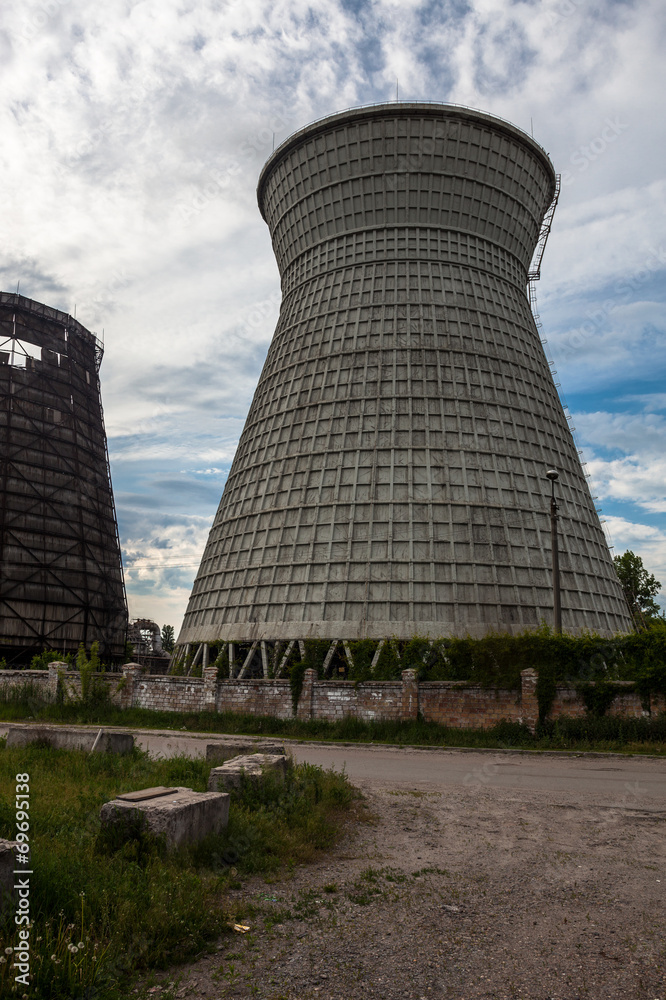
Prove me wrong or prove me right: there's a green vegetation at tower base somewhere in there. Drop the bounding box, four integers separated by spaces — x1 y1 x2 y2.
0 743 358 999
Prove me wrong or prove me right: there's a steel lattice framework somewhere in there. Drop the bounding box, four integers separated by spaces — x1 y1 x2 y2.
175 103 632 675
0 293 127 661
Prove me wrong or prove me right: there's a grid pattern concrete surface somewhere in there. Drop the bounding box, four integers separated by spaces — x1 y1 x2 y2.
177 103 632 648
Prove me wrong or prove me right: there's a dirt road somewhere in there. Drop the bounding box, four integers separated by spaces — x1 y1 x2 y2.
143 736 664 1000
163 764 665 1000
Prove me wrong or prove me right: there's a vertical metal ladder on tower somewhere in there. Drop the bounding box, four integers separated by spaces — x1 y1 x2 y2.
527 175 614 552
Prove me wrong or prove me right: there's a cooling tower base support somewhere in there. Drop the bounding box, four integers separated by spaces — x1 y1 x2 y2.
171 619 622 681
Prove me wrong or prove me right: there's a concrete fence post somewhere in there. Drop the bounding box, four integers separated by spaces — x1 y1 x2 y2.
401 668 419 722
47 661 67 702
120 663 142 711
296 668 316 720
202 665 218 712
520 668 538 733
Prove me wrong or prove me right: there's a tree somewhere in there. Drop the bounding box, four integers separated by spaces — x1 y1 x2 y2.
161 624 175 653
613 550 663 630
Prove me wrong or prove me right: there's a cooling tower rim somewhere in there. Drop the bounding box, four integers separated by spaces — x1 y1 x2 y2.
257 101 556 221
0 291 103 358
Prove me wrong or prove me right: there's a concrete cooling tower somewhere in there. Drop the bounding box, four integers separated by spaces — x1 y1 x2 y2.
176 103 632 668
0 293 127 661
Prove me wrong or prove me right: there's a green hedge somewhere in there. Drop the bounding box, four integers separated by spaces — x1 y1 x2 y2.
283 624 666 720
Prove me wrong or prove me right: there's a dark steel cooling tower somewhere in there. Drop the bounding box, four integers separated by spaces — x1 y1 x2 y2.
0 293 127 661
177 103 632 664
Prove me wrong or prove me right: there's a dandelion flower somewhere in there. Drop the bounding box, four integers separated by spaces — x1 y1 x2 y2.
4 947 12 954
50 955 57 961
77 942 84 949
0 957 6 964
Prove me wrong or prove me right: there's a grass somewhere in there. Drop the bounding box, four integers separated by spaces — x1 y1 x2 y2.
0 741 358 999
1 686 665 753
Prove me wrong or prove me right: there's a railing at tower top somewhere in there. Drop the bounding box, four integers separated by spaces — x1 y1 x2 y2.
267 100 554 165
528 175 561 282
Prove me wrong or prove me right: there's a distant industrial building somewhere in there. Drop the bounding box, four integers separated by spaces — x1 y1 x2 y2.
0 293 127 662
175 103 632 673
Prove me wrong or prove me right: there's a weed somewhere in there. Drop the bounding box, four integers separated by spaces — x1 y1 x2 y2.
346 867 393 906
383 869 408 884
261 906 293 930
0 744 356 998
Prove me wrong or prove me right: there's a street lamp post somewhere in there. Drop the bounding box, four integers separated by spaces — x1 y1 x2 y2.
546 469 562 633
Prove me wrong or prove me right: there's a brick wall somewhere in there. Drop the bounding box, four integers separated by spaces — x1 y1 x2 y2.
549 683 665 721
132 674 207 713
0 663 663 732
309 679 404 722
216 678 294 720
419 682 522 728
0 670 51 700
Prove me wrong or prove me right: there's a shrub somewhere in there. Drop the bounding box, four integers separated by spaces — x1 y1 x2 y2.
346 639 376 682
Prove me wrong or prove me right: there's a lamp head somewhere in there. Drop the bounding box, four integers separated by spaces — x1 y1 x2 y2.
546 469 559 483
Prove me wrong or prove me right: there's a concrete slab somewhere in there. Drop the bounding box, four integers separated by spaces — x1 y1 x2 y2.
100 786 229 848
0 840 18 915
6 726 134 754
205 741 285 764
116 787 178 802
208 753 289 793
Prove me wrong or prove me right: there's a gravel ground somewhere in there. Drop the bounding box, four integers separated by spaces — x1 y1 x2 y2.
145 759 666 1000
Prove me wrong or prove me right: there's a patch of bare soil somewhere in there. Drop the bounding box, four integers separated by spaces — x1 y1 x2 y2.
150 773 665 1000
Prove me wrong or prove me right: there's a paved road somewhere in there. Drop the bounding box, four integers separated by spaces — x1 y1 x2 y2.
4 722 664 803
288 742 666 803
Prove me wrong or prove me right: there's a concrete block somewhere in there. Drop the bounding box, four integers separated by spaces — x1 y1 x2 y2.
6 726 134 754
100 786 229 849
208 753 288 793
205 741 285 764
0 840 17 914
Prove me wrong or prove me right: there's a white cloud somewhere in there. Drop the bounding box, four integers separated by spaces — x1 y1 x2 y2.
575 410 666 460
122 514 213 625
620 392 666 413
572 411 666 515
587 456 666 515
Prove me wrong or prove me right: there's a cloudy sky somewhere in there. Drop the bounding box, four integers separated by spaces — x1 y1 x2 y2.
1 0 664 629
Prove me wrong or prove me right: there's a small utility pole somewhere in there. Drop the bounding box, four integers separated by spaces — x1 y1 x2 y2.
546 469 562 633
